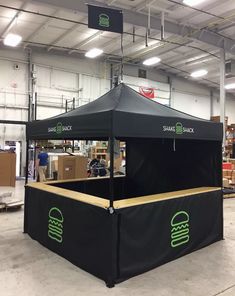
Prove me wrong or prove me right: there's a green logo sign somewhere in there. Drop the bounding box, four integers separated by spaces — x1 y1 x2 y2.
99 13 110 27
56 122 63 134
175 122 183 135
48 207 64 243
48 122 72 134
171 211 189 248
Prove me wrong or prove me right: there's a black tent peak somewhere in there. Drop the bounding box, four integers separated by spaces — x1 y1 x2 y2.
27 83 223 141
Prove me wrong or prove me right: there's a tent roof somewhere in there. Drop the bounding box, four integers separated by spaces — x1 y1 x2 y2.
27 83 223 140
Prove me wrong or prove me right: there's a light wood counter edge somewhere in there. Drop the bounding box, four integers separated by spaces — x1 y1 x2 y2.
26 183 221 210
113 187 222 209
26 182 109 209
45 175 125 185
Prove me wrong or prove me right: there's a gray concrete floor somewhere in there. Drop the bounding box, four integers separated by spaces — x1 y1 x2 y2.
0 181 234 296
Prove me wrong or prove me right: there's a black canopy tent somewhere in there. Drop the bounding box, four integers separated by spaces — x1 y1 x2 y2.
27 83 222 141
25 83 223 287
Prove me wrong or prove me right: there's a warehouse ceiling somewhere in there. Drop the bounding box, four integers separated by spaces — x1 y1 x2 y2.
0 0 235 91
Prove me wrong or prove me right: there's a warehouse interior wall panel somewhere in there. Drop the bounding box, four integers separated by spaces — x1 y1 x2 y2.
0 47 234 136
172 92 211 120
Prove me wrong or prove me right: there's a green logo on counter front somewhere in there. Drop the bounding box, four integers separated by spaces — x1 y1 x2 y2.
171 211 190 248
99 13 110 27
48 207 64 243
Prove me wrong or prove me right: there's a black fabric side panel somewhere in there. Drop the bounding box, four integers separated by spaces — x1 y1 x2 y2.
25 186 117 282
117 190 223 281
49 177 126 200
125 139 221 198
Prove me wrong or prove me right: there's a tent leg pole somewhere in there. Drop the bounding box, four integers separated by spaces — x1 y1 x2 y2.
33 141 36 180
25 140 29 185
109 136 114 209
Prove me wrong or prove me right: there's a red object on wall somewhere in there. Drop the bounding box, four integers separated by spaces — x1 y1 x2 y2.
223 163 232 170
139 87 155 99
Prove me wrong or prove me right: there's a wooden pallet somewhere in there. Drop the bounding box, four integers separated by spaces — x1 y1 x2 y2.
0 200 24 211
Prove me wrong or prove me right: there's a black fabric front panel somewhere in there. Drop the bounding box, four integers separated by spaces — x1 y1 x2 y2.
125 138 222 198
50 177 126 200
117 190 223 280
25 186 116 282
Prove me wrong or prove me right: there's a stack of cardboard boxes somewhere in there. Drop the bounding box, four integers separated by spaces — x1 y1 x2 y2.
223 159 235 188
52 155 88 180
0 152 16 187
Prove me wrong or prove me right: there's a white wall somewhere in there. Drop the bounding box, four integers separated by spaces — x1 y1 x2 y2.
171 78 211 120
0 47 235 174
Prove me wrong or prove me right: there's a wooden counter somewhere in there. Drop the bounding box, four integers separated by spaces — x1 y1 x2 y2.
27 182 221 210
27 182 110 209
113 187 221 209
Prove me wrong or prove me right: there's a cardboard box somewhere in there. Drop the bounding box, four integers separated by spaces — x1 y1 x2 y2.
223 178 230 188
51 160 58 172
58 156 87 180
0 152 16 187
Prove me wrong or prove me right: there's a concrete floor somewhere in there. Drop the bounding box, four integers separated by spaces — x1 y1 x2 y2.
0 181 235 296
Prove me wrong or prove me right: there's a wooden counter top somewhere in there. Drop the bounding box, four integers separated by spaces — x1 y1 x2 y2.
113 187 221 209
26 182 110 209
27 182 221 210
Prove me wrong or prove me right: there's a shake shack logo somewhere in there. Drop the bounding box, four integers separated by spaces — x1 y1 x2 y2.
163 122 194 134
48 207 64 243
48 122 72 134
171 211 190 248
99 14 110 27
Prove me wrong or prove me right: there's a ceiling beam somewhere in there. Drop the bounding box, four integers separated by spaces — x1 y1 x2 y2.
68 31 102 54
24 8 60 47
31 0 235 54
179 0 228 23
0 0 29 37
47 18 86 51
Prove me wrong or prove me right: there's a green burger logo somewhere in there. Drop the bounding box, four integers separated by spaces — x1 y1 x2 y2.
163 122 194 134
48 122 72 134
171 211 190 248
175 122 183 135
99 13 110 27
56 122 63 134
48 207 64 243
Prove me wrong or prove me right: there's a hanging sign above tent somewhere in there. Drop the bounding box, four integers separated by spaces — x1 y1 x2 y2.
139 86 155 99
88 5 123 34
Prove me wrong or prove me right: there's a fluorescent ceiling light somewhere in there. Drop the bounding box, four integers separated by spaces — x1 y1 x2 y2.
190 69 208 78
3 33 22 47
225 83 235 90
183 0 205 6
143 57 161 66
85 48 103 58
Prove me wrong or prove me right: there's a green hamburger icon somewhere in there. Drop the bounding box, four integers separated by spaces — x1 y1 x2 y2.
175 122 183 135
48 207 64 243
171 211 189 248
99 13 110 27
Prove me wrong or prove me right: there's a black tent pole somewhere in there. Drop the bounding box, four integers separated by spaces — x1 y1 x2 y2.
109 136 114 209
25 140 29 185
33 141 37 180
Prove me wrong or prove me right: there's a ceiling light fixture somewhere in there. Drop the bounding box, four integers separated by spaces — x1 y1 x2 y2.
183 0 206 6
190 69 208 78
3 33 22 47
143 57 161 66
85 48 103 58
225 83 235 90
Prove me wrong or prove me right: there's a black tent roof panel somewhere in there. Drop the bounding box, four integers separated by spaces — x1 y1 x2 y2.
27 83 223 141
